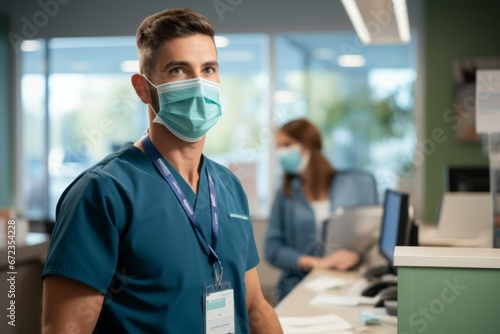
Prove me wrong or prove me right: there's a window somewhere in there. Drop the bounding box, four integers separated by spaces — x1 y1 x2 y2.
21 37 147 220
21 40 47 219
19 33 417 220
274 33 417 197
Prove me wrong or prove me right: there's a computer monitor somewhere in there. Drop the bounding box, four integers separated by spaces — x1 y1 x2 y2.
379 189 411 266
446 166 489 192
363 189 414 279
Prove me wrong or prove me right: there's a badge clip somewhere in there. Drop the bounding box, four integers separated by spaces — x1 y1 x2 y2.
213 260 224 289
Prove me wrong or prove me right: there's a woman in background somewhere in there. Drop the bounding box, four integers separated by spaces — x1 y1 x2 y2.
264 118 377 302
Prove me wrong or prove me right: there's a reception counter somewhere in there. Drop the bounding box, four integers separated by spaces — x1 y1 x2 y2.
395 246 500 334
1 232 50 334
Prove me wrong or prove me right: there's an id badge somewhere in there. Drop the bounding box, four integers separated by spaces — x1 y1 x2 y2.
204 282 235 334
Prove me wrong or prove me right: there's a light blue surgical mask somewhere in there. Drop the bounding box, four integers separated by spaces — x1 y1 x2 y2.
277 145 310 174
144 76 222 142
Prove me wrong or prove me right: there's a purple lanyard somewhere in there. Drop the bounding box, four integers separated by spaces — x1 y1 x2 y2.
141 135 220 264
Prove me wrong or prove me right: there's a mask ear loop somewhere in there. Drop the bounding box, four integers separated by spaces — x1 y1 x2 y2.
298 150 311 173
149 104 159 117
141 74 157 89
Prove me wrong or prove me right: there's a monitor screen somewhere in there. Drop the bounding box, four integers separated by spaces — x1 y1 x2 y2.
379 189 410 266
446 166 489 192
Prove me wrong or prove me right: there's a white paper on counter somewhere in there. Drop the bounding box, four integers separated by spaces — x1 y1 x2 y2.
302 274 352 292
279 314 353 334
310 294 377 307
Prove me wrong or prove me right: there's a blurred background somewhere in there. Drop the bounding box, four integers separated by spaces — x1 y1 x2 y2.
1 0 499 332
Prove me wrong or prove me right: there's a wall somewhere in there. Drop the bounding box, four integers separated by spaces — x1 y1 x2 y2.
0 14 11 207
422 0 500 223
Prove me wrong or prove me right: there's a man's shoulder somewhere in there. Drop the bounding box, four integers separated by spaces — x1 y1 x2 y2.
85 142 146 176
64 143 147 194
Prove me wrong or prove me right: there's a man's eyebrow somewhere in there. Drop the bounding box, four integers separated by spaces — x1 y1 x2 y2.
204 61 219 67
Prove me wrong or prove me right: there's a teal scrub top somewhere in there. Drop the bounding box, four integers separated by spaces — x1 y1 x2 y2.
42 142 259 333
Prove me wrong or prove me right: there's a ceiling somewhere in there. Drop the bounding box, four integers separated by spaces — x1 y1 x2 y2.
354 0 408 44
18 0 418 75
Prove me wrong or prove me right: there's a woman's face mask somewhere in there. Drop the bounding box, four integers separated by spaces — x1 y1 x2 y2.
144 76 222 142
277 144 310 174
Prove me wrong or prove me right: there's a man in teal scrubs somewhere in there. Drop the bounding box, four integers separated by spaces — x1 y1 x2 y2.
41 8 282 334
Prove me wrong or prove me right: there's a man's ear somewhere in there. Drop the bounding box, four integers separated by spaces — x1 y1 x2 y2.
131 73 152 104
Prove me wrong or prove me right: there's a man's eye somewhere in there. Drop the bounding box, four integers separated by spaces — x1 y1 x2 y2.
171 68 183 75
205 67 214 74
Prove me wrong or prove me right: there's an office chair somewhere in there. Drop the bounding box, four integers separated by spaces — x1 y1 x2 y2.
321 169 380 257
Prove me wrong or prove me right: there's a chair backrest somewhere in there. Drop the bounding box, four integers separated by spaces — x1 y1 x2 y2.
329 169 379 210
